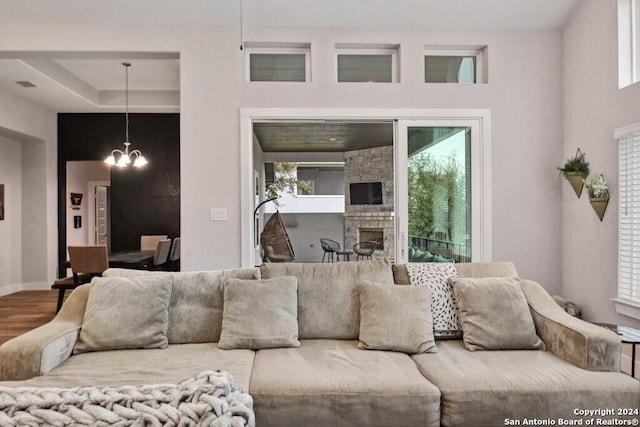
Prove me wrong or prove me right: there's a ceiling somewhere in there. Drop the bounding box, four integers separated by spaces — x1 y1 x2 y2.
254 121 394 153
0 0 581 149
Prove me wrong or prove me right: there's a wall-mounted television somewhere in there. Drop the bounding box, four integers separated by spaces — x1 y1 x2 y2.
350 182 383 205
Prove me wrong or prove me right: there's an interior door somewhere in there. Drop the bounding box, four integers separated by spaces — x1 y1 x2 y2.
95 185 109 250
396 119 484 264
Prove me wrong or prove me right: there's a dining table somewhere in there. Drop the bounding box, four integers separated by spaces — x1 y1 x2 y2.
62 250 155 272
107 250 155 269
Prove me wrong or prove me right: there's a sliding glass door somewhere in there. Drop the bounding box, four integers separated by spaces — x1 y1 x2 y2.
396 119 488 263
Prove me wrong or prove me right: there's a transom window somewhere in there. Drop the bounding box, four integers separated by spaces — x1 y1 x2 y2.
424 47 486 84
336 45 399 83
618 0 640 88
245 45 310 82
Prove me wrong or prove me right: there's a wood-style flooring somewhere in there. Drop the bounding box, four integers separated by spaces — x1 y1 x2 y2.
0 290 60 346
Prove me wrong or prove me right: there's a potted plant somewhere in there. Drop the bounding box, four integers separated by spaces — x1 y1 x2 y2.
584 174 609 221
557 148 590 198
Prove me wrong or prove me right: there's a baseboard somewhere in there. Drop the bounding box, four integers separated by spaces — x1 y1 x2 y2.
22 281 50 291
0 284 24 297
0 281 50 297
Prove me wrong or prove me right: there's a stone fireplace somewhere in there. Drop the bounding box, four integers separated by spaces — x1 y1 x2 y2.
359 228 384 249
343 145 395 260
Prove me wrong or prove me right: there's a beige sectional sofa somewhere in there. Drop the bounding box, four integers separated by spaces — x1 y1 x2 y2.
0 259 638 427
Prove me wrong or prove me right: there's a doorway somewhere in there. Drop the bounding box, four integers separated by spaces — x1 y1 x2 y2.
241 108 492 267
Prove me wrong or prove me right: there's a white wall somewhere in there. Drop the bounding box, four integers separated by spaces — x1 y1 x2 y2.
0 91 57 292
0 24 564 293
562 2 640 329
0 135 22 295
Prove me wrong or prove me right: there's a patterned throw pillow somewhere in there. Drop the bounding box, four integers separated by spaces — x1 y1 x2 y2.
405 262 461 339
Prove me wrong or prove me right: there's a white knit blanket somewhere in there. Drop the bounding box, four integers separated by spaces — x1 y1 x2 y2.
0 370 254 427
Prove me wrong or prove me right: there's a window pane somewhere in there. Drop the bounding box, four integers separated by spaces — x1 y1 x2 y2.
425 55 476 83
249 53 306 82
407 127 471 262
338 54 393 82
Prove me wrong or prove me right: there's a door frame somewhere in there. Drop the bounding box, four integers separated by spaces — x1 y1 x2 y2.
87 180 110 245
240 108 491 267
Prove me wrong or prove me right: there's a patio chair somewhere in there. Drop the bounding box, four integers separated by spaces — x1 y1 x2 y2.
320 238 338 262
353 241 378 260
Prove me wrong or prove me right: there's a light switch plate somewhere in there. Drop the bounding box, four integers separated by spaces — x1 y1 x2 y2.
210 208 227 221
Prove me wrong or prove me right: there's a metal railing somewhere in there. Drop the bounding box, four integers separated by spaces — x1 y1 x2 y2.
409 235 470 263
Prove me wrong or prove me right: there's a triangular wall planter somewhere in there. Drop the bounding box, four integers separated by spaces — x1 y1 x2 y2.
589 196 609 222
565 172 585 198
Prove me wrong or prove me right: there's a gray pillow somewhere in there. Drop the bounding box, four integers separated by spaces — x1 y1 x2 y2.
358 280 437 354
218 276 300 350
74 275 173 354
449 276 544 351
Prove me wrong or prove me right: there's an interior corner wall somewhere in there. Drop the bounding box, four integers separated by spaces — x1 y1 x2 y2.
562 1 640 328
0 135 22 295
0 91 57 292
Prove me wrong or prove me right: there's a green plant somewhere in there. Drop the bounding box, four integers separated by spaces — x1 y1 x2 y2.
557 148 590 177
265 162 312 208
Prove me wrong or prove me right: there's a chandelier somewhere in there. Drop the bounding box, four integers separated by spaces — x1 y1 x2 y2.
104 62 148 168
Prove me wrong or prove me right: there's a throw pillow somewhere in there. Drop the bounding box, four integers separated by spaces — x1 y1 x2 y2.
358 280 437 354
74 275 173 354
218 276 300 350
449 276 545 351
405 262 461 338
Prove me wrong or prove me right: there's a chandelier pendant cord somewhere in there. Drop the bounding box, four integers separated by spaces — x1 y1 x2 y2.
125 62 130 144
103 62 147 167
239 0 244 51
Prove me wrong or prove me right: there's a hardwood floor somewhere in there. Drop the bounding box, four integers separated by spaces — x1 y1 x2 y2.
0 290 60 346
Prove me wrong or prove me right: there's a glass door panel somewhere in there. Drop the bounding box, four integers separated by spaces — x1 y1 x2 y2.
396 120 483 263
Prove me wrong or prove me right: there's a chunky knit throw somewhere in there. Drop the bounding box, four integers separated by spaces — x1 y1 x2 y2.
0 370 254 427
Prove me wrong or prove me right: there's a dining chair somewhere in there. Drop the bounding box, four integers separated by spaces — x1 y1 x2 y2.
169 237 180 270
146 238 172 270
52 245 108 313
140 234 169 251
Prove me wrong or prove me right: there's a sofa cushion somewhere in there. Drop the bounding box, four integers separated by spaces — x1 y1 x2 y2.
103 267 260 343
74 275 173 354
450 276 544 351
249 339 441 427
411 340 640 426
358 280 437 354
0 343 256 392
218 277 300 350
405 262 461 339
260 259 394 339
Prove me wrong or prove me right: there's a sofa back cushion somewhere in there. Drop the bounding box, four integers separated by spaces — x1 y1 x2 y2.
74 275 173 353
103 267 260 343
261 259 394 339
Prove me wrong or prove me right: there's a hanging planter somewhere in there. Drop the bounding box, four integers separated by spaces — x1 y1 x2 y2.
558 148 590 198
584 174 610 222
589 197 609 222
565 172 586 198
